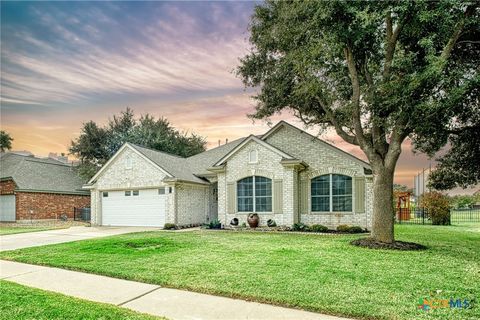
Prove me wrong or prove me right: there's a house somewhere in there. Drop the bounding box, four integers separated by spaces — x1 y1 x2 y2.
0 153 90 222
85 121 373 229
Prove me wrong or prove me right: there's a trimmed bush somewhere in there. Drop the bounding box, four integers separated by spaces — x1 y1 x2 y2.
348 226 364 233
163 223 177 230
310 224 329 233
267 219 277 227
292 222 310 232
336 224 351 232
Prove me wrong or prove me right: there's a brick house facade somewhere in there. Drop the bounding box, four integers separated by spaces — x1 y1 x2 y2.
1 153 90 222
87 121 373 229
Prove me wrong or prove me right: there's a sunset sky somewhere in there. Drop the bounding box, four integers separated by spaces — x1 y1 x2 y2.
1 1 435 187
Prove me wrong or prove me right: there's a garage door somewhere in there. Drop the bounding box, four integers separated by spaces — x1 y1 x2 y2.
0 195 16 222
101 189 166 227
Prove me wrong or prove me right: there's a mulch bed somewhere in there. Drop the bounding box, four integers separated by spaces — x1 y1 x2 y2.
206 227 369 236
350 238 427 250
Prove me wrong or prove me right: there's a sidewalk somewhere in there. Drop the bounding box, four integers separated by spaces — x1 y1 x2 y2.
1 260 352 320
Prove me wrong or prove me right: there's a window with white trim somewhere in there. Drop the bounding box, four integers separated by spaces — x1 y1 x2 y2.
102 192 108 197
311 174 352 212
133 190 139 196
125 190 131 196
237 176 272 212
158 188 166 195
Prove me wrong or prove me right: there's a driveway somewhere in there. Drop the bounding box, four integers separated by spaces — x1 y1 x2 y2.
0 226 159 251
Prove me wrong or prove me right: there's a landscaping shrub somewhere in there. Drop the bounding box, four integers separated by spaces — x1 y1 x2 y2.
420 191 451 225
204 218 222 229
267 219 277 227
310 224 329 233
163 223 177 230
348 226 364 233
336 225 351 232
292 222 309 232
337 225 364 233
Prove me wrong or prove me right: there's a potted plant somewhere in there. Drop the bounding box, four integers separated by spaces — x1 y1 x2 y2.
247 213 259 228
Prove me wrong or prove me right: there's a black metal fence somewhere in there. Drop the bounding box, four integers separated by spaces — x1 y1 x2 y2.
395 208 480 225
74 207 91 221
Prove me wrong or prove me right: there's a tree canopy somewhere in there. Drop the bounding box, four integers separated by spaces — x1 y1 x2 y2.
0 131 13 152
70 108 206 179
237 0 479 243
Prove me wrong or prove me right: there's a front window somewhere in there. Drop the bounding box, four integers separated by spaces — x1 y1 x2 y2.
237 176 272 212
311 174 352 212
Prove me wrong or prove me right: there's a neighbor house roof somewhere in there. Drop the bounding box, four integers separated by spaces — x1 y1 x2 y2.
0 153 88 195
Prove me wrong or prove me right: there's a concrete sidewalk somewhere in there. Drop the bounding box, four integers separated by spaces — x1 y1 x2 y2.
0 226 160 251
1 260 351 320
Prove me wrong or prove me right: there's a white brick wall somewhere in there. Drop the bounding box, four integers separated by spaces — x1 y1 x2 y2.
219 124 373 229
175 184 209 226
218 140 289 226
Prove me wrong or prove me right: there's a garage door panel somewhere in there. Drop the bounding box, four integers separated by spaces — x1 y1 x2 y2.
101 189 166 227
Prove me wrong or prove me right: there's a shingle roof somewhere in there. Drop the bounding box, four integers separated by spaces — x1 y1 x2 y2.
128 137 247 184
0 153 88 194
113 122 371 185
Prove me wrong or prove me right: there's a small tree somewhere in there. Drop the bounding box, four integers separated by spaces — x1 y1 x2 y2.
0 131 13 152
420 192 451 225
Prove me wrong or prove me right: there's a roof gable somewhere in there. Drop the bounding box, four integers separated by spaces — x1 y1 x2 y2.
87 143 174 184
262 121 371 169
213 135 294 167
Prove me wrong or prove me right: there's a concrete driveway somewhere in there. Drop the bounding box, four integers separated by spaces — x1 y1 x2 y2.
0 226 159 251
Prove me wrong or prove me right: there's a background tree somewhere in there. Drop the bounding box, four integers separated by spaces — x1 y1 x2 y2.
70 108 206 180
0 131 13 152
237 1 479 243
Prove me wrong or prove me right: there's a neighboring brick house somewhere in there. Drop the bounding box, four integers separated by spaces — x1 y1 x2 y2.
86 121 373 229
0 153 90 222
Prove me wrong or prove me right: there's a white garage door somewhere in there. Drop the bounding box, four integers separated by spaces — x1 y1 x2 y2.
0 195 16 222
101 189 166 227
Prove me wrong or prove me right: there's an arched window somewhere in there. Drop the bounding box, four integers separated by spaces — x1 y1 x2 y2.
311 174 352 212
237 176 272 212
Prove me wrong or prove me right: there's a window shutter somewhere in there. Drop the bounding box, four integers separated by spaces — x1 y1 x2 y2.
354 177 365 213
227 182 236 214
273 179 283 214
300 180 309 214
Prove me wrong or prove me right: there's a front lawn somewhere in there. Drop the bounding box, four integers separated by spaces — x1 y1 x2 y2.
0 226 59 236
0 280 162 320
1 225 478 320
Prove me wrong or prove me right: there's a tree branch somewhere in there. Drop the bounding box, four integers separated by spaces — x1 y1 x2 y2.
440 5 476 62
383 10 408 80
344 46 374 156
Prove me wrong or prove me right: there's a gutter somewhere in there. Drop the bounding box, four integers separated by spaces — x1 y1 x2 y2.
14 188 90 196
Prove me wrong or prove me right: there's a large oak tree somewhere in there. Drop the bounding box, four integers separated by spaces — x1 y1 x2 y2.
237 1 479 243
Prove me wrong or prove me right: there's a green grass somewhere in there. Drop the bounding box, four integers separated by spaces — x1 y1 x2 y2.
0 226 59 235
1 225 479 320
0 280 163 320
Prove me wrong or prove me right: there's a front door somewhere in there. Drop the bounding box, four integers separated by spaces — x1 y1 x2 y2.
208 183 218 222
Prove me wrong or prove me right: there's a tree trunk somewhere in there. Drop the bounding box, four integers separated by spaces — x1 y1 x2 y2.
370 166 395 243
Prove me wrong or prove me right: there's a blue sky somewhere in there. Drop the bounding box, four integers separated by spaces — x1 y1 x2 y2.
0 1 433 186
